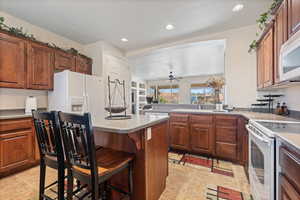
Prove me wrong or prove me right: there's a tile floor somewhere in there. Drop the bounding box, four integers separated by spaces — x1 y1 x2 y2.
0 152 250 200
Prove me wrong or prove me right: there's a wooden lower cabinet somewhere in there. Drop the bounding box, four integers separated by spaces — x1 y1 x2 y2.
169 122 189 150
169 113 247 164
215 142 237 161
190 123 214 154
215 115 238 161
279 146 300 200
280 174 300 200
0 117 39 176
0 130 33 170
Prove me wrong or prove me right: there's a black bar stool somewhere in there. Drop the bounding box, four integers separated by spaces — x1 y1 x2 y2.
58 112 134 200
32 111 67 200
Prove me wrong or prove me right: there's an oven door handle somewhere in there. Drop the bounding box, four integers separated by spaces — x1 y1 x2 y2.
246 125 271 144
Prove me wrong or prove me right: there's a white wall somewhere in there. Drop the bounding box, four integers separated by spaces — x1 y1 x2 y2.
83 41 131 111
127 25 258 108
281 86 300 111
0 11 84 110
0 89 48 110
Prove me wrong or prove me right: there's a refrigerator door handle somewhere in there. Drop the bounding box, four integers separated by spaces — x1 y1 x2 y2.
85 94 89 113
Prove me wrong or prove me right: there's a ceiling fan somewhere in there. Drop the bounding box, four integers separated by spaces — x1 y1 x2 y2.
168 71 180 82
167 62 181 82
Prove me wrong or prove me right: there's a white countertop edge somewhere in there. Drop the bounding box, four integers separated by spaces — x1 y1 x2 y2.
93 116 169 134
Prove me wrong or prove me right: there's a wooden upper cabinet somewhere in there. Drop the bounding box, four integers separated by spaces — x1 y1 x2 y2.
262 26 274 87
27 42 54 90
76 56 92 75
257 44 265 89
288 0 300 37
54 51 76 72
274 0 288 83
0 33 26 88
257 24 274 89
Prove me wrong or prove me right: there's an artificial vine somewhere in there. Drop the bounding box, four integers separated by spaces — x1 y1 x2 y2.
0 16 36 40
248 0 283 53
0 16 90 59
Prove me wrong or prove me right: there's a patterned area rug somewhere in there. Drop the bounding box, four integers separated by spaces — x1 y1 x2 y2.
206 185 253 200
170 152 234 177
159 152 251 200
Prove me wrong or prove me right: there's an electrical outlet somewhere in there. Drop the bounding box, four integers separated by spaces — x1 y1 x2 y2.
146 128 152 140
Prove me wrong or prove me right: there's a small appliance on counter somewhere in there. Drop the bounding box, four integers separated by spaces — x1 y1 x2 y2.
25 96 37 115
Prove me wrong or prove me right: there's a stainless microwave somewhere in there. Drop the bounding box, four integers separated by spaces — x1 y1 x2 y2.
280 30 300 81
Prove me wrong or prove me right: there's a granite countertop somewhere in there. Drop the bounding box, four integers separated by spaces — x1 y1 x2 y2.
93 113 169 134
277 133 300 152
0 108 48 120
0 114 32 120
171 109 298 122
0 110 32 120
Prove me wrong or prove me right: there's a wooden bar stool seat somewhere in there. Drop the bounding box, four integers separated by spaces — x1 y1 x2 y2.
73 148 134 177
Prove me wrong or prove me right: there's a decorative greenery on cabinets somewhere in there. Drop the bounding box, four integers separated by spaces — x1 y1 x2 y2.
0 16 91 60
248 0 283 53
0 16 36 40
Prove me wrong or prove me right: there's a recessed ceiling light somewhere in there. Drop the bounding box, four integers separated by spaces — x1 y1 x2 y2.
232 4 244 12
165 24 175 30
121 38 128 42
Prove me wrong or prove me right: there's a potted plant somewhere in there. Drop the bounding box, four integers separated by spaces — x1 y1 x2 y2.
207 77 225 111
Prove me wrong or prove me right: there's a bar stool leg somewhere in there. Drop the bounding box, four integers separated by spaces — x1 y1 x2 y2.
66 168 73 200
57 166 65 200
39 159 46 200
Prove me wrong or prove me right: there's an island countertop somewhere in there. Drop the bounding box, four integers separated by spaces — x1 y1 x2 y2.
92 113 169 134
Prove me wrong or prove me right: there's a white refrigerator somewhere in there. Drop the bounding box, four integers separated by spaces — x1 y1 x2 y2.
48 70 104 122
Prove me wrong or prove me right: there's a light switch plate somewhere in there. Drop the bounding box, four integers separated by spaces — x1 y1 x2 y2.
146 128 152 140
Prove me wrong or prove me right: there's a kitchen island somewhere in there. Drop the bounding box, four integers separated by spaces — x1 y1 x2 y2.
92 114 169 200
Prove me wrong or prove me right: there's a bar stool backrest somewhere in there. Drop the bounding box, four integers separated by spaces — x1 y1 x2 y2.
32 111 64 161
58 112 98 183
